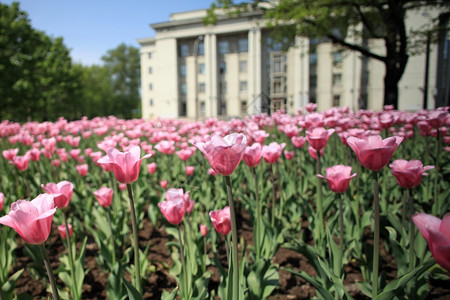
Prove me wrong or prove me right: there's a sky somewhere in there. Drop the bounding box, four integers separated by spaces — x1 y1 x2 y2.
2 0 215 65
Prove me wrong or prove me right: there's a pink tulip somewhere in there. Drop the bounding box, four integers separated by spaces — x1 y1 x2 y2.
51 159 60 167
0 194 56 244
346 135 403 171
11 155 30 171
41 181 74 209
305 103 317 113
147 162 157 174
158 197 186 225
94 187 114 208
308 145 324 160
118 183 127 191
2 148 18 161
0 193 4 211
262 142 286 164
191 133 247 176
207 168 217 176
69 149 81 160
185 166 195 176
252 130 269 144
209 206 231 235
155 140 176 155
165 188 195 213
306 127 335 151
76 164 88 177
176 148 194 161
412 213 450 272
317 165 357 193
97 146 152 184
58 224 73 239
200 224 208 237
27 148 41 161
291 136 306 149
284 150 295 160
389 159 434 189
160 180 168 189
243 143 262 168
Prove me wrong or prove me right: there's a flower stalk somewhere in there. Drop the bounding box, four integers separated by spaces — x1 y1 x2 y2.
225 176 239 300
126 184 141 293
38 243 60 300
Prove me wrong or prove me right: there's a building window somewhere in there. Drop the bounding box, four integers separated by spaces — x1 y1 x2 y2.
333 95 340 107
197 42 204 55
333 51 343 64
332 73 342 86
219 61 226 74
240 81 248 92
220 81 227 94
180 83 187 95
149 83 153 90
238 38 248 52
148 52 152 59
218 41 229 54
180 44 189 57
273 60 282 73
199 63 205 74
199 82 206 93
180 64 186 77
200 102 206 115
309 75 317 88
274 82 282 94
239 60 247 72
241 100 247 114
149 99 153 106
309 53 318 65
148 67 152 74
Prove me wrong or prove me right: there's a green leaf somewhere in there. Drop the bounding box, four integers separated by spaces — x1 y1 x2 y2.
123 279 144 300
283 267 334 300
161 287 178 300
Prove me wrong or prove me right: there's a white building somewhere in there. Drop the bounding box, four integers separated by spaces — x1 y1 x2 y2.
138 8 448 120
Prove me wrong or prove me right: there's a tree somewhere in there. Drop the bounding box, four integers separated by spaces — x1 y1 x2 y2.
101 43 141 119
0 2 75 121
209 0 449 109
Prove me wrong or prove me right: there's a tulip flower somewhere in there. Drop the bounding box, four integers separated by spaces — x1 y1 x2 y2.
243 143 262 168
160 180 168 188
27 148 41 161
97 146 152 184
158 197 186 225
58 223 73 239
346 135 403 172
190 133 247 176
200 224 208 237
147 162 157 174
209 206 231 235
0 194 56 244
389 159 434 189
284 150 295 160
76 164 88 177
11 155 31 171
291 136 306 149
94 187 114 208
185 165 195 176
317 165 357 194
41 181 74 209
412 213 450 272
262 142 286 164
51 159 61 167
2 148 18 161
306 127 335 151
0 192 4 211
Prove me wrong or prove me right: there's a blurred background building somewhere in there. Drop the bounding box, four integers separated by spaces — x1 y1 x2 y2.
138 8 448 120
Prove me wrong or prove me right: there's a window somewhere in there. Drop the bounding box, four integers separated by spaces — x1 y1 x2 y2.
239 60 247 72
149 99 153 106
180 83 187 95
218 41 229 54
148 67 152 74
200 102 206 115
238 38 248 52
241 101 247 114
219 61 226 74
220 81 227 94
148 52 152 59
273 61 282 73
180 64 186 77
149 83 153 90
309 53 318 65
180 44 189 57
332 73 342 86
333 95 340 107
199 82 206 93
199 63 205 74
309 75 317 88
240 81 248 92
333 51 343 64
274 82 282 94
197 42 204 55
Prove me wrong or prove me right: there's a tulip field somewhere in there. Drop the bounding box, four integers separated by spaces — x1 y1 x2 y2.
0 105 449 300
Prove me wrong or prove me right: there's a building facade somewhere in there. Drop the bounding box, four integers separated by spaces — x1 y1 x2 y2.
138 8 446 120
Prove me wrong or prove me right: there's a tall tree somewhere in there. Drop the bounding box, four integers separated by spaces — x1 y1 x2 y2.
101 43 141 119
209 0 449 109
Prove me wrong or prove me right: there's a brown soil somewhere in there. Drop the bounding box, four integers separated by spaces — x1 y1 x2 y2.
10 211 450 300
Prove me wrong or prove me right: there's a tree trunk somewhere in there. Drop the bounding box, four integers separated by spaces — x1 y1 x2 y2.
383 60 399 109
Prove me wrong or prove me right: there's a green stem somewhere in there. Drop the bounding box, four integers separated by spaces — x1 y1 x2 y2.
408 188 416 298
177 226 189 300
106 210 116 267
316 151 324 236
338 193 344 277
372 172 380 298
401 189 408 248
225 176 239 300
63 213 78 300
38 243 60 300
276 163 284 221
270 164 277 227
433 132 441 216
251 167 261 261
126 184 141 293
